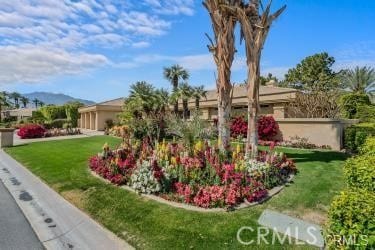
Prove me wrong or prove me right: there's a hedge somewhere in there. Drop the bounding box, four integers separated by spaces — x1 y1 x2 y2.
344 154 375 192
360 137 375 155
355 105 375 123
326 189 375 249
344 123 375 152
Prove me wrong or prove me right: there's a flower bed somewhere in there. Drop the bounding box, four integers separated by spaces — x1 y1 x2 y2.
89 140 296 209
17 123 81 139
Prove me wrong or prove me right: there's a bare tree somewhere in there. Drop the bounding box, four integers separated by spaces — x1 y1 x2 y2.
227 1 286 158
287 91 341 119
203 0 241 151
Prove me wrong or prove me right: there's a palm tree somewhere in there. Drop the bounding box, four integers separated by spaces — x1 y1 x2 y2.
20 96 29 108
128 81 156 116
171 83 193 121
203 0 240 152
32 98 40 108
39 101 45 107
163 65 189 113
192 85 207 110
340 66 375 94
229 1 286 158
0 91 10 122
9 92 22 108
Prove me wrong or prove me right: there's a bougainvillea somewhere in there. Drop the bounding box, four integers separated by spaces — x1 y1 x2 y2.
230 116 248 138
230 116 280 140
17 124 46 139
257 116 279 140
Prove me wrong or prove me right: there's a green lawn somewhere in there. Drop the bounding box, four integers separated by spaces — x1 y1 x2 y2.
5 136 347 249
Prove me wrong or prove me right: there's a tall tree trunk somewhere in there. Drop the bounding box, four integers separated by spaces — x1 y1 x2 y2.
217 86 232 151
182 99 188 121
195 97 199 110
246 59 260 158
203 0 238 152
173 77 179 114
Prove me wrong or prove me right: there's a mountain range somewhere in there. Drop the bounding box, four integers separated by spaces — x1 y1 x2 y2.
23 92 95 106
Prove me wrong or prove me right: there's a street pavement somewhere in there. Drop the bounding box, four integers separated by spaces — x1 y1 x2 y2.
0 149 132 250
0 179 44 250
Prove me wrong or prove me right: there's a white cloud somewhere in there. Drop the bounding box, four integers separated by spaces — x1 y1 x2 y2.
145 0 195 16
0 45 108 85
132 41 151 48
0 1 195 84
334 41 375 70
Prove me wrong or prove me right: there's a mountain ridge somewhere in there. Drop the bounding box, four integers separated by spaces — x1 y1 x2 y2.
23 92 95 106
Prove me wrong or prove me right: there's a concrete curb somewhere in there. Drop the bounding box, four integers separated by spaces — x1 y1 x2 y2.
0 150 133 250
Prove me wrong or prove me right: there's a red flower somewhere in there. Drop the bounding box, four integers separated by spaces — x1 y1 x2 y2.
17 124 46 139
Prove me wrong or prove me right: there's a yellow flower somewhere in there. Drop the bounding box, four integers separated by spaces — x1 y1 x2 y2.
102 142 109 150
217 138 222 147
194 140 203 152
232 151 237 159
236 144 241 154
171 157 177 165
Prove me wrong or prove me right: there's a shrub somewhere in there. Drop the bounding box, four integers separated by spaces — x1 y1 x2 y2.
339 93 370 119
257 116 279 140
105 119 114 129
49 119 68 128
344 154 375 192
360 137 375 155
344 123 375 152
65 102 83 127
30 110 46 124
325 189 375 249
355 104 375 123
230 116 280 140
17 124 46 139
40 105 66 121
230 116 247 138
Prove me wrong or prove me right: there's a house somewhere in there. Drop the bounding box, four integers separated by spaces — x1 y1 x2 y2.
1 108 36 121
79 98 124 131
78 85 357 150
185 84 298 120
78 84 297 131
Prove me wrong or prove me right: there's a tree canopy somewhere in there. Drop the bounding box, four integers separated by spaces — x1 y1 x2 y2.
284 52 339 91
340 66 375 94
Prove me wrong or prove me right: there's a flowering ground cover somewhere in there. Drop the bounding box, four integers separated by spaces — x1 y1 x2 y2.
5 136 347 249
89 139 296 209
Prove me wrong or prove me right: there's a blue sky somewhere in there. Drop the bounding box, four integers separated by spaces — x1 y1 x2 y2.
1 0 375 102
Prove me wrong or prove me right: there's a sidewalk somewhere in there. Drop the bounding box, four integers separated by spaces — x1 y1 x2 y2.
0 149 133 250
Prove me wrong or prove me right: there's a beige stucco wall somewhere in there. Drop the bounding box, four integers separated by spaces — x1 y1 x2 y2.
275 118 359 150
96 111 121 131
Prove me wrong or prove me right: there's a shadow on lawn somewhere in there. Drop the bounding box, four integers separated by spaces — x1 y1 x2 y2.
285 150 349 163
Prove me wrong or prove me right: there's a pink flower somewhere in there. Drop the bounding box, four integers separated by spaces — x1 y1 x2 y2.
193 188 211 208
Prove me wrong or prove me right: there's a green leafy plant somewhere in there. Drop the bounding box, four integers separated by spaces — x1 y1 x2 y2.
360 137 375 155
344 154 375 192
339 93 371 119
344 123 375 152
325 189 375 249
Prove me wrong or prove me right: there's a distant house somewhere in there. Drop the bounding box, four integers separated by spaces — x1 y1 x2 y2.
78 85 297 131
1 108 36 121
